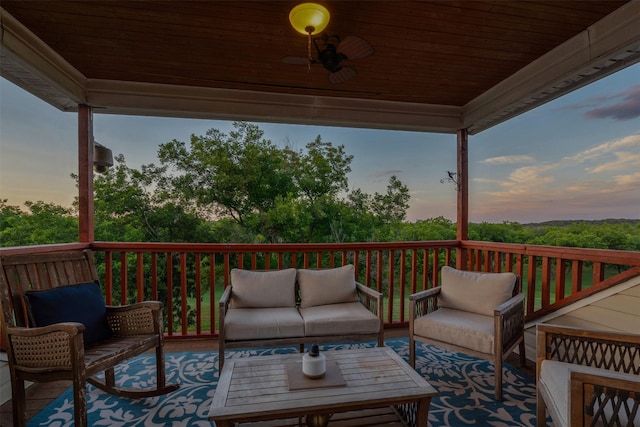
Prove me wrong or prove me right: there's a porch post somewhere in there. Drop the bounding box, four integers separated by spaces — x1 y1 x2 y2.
456 129 468 269
78 104 94 243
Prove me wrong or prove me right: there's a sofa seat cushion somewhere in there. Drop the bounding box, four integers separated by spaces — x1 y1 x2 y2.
413 308 495 354
299 302 380 337
224 307 304 341
539 360 640 427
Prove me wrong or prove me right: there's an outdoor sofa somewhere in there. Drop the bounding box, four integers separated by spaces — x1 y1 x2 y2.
218 264 384 368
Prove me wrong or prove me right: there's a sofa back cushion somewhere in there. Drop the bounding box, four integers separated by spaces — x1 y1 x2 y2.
438 266 516 316
230 268 297 308
298 264 359 308
24 281 112 347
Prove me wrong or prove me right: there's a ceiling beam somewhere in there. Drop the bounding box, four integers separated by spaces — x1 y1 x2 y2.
86 79 464 133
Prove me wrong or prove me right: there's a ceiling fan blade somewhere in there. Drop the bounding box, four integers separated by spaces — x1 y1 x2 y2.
337 36 374 60
328 66 357 84
282 56 311 65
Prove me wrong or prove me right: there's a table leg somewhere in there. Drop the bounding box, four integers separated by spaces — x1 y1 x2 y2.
416 397 432 427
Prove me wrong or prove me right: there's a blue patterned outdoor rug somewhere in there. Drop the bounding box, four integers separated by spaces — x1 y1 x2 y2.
28 338 541 426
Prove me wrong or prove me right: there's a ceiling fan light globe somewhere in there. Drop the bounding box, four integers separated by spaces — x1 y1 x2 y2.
289 3 330 35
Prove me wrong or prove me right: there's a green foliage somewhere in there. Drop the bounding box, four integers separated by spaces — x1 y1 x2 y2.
149 121 409 243
156 122 298 225
469 221 534 243
0 199 77 246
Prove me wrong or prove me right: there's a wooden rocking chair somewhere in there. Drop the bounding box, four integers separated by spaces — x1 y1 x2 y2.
0 249 179 427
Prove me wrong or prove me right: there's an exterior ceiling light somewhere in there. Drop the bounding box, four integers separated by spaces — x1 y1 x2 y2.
94 141 113 173
289 3 330 36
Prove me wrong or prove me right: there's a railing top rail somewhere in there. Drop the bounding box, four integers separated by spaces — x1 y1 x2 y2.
461 241 640 266
89 240 460 252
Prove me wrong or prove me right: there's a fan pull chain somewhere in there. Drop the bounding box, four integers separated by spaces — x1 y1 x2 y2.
307 34 312 72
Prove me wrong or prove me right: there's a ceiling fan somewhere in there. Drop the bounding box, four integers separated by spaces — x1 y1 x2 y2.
283 33 374 84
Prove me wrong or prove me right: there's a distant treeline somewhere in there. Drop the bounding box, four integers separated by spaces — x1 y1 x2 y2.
525 219 640 227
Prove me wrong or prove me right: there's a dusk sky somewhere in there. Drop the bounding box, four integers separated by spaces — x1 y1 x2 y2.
1 62 639 224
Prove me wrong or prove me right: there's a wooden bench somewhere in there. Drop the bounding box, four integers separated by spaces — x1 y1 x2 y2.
0 249 179 427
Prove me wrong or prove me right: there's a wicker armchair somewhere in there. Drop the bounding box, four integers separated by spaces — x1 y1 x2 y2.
0 249 179 427
536 324 640 427
409 266 526 400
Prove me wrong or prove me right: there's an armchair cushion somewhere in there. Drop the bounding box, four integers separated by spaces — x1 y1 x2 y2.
298 264 359 308
230 268 297 308
413 307 495 354
439 266 516 316
24 281 112 346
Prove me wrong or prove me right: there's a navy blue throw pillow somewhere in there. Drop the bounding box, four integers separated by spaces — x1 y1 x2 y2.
25 281 112 347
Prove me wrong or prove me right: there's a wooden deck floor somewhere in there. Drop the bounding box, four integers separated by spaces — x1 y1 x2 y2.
0 328 534 426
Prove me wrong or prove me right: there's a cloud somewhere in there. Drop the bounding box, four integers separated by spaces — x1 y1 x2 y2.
586 151 640 174
585 84 640 121
480 155 535 164
473 177 502 184
502 164 555 188
565 134 640 163
614 171 640 187
481 134 640 201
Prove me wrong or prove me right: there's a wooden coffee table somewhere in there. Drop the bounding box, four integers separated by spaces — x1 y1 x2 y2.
208 346 437 427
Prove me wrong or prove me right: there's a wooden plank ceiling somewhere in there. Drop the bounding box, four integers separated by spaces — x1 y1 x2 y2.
0 0 636 133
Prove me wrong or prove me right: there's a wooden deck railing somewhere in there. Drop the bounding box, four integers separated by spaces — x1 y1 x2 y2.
2 241 639 339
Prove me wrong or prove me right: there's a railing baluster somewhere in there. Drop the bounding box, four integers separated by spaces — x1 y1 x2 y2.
411 249 418 295
555 258 566 302
120 251 128 306
527 255 537 314
151 252 158 301
422 249 429 291
431 249 439 287
136 252 144 302
195 253 202 335
166 253 173 337
105 251 113 305
572 260 583 293
209 253 216 335
180 253 188 335
541 256 551 308
593 262 605 285
387 250 394 323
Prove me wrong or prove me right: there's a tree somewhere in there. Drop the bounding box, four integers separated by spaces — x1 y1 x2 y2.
154 123 377 243
294 136 353 203
157 122 297 225
0 200 77 246
371 175 410 224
